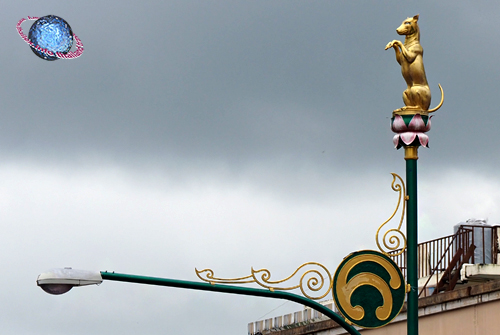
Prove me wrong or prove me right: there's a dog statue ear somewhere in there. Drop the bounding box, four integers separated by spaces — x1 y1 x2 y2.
413 14 419 21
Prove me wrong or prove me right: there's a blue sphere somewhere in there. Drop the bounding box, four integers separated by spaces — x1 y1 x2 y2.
28 15 73 61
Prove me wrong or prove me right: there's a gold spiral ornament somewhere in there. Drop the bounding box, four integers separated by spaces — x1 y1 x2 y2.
376 173 407 256
196 262 333 300
333 250 406 328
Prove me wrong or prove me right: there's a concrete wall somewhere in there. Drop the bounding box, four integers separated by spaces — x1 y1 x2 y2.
362 299 500 335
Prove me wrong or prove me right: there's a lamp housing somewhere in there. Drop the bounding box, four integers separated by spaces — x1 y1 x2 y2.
37 268 103 295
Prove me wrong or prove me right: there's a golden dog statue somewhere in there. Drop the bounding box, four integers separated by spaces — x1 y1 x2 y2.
386 15 443 114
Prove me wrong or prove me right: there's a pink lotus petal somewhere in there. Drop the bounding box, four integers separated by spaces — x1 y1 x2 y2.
408 114 432 133
400 132 417 145
408 114 431 132
393 134 400 148
391 115 408 132
426 115 433 131
417 133 429 147
408 114 425 131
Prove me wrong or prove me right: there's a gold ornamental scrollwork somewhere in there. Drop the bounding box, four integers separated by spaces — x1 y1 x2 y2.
196 262 333 300
376 173 408 256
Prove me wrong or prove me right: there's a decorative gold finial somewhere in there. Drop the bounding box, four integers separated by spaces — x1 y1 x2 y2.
385 15 443 116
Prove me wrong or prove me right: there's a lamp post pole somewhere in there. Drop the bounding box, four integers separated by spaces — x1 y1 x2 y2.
391 115 428 335
405 146 419 335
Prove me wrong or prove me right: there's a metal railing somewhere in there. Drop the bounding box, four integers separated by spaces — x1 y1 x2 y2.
389 225 499 298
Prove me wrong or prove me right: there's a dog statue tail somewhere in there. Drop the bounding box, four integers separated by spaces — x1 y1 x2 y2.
428 84 444 113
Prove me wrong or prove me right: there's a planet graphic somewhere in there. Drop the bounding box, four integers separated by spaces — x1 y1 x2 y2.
28 15 73 60
16 15 84 60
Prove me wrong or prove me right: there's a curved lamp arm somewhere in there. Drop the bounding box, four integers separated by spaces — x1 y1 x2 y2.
37 269 361 335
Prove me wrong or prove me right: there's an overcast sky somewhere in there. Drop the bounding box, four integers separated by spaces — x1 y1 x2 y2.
2 1 500 334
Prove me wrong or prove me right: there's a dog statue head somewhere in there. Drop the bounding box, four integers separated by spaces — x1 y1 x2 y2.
396 14 419 37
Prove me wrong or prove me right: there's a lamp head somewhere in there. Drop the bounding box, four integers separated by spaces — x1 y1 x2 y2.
37 268 103 295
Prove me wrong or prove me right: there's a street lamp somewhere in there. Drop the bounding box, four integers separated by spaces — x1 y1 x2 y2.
37 268 102 295
37 267 363 335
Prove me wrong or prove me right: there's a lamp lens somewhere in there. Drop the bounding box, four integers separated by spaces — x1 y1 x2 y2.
39 284 73 295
